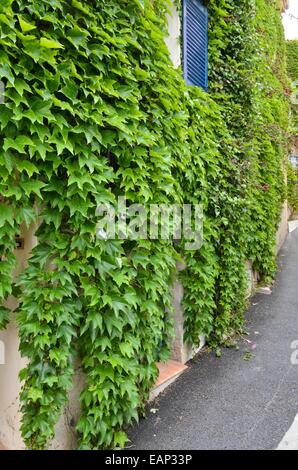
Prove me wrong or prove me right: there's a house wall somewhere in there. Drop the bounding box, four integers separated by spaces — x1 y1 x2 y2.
280 0 289 12
166 2 290 364
0 0 290 450
277 200 291 253
0 5 182 449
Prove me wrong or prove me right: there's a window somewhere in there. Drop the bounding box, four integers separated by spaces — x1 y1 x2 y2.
183 0 208 91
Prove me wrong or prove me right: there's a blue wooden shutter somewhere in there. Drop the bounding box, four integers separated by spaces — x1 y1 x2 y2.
183 0 208 91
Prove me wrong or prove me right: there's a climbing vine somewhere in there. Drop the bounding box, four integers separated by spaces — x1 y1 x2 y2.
286 39 298 212
0 0 290 449
287 40 298 81
287 40 298 140
181 0 289 344
287 163 298 212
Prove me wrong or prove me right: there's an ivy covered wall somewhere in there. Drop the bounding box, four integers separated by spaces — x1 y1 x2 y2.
181 0 289 345
0 0 289 449
286 39 298 210
287 39 298 81
287 39 298 142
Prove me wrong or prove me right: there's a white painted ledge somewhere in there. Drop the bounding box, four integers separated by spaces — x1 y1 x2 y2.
289 220 298 233
277 414 298 450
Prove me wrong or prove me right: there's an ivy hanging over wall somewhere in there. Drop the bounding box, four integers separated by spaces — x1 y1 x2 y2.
180 0 289 345
287 40 298 145
286 39 298 212
209 0 289 280
0 0 179 449
0 0 290 449
287 40 298 81
287 162 298 212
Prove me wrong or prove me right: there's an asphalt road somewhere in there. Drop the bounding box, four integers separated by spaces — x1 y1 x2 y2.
129 228 298 450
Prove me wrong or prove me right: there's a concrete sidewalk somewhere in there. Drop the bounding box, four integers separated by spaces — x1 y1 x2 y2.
129 228 298 450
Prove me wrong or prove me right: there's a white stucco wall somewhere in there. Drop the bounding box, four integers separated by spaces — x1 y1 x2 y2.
0 223 36 449
276 200 291 253
164 3 181 69
0 221 85 450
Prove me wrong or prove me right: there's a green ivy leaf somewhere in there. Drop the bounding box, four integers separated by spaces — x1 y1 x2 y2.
40 37 64 49
28 388 43 402
114 431 128 449
0 204 14 227
20 180 45 197
18 16 36 33
16 160 38 177
0 306 10 329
